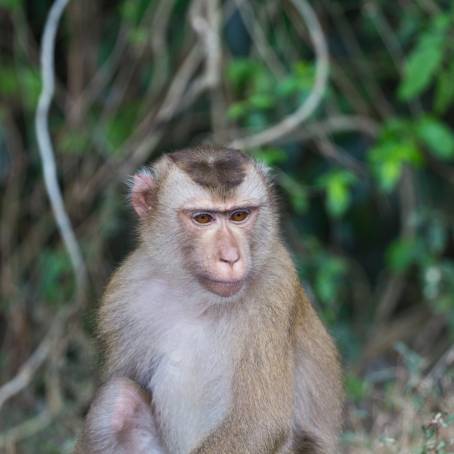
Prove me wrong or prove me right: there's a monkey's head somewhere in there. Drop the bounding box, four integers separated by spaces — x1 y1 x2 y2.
130 146 277 301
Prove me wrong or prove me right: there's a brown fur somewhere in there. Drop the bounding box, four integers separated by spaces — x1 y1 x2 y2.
76 147 343 453
192 243 342 453
169 146 249 191
192 251 294 453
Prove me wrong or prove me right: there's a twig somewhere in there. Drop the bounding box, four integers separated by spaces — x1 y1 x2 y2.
190 0 227 140
413 0 441 14
320 0 393 119
0 325 69 448
315 136 367 175
364 3 403 72
93 1 157 127
375 274 406 322
284 114 379 143
0 114 26 299
190 0 222 90
79 45 205 193
205 0 226 139
149 0 175 93
156 46 204 122
74 24 129 118
233 0 286 78
230 0 329 150
0 0 88 425
359 308 428 365
88 0 240 183
0 307 69 411
157 2 239 120
364 2 423 116
34 0 87 302
331 63 372 116
0 410 53 448
0 335 51 411
422 345 454 386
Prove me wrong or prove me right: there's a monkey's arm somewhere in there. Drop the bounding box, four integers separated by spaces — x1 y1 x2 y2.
74 377 165 454
291 291 344 453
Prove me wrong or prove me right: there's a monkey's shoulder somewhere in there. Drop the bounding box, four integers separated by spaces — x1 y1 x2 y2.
292 287 340 361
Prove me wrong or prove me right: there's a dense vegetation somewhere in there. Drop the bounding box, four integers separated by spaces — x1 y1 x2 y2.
0 0 453 452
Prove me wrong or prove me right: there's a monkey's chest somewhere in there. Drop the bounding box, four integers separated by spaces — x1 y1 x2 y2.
148 322 233 453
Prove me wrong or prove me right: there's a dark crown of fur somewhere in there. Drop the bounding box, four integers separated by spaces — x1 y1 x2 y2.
168 146 250 191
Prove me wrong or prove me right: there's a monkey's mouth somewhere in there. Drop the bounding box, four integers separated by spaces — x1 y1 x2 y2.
199 277 245 298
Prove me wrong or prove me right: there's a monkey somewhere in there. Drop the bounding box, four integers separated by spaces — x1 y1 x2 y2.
75 146 343 453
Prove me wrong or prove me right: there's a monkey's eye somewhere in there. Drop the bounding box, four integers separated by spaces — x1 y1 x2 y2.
230 209 250 223
192 212 214 225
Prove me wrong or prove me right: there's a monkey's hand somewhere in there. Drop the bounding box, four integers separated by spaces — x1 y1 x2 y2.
74 377 166 454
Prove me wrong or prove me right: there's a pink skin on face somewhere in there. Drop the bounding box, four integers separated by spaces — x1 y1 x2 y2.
180 207 258 297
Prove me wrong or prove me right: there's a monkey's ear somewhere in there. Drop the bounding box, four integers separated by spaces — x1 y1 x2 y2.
129 168 156 218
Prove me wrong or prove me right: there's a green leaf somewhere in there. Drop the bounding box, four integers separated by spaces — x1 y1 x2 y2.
276 77 300 97
60 130 90 154
0 66 19 96
315 256 347 304
416 117 454 160
227 59 262 88
381 160 402 192
19 68 41 109
254 147 287 166
0 65 41 106
103 104 139 152
380 118 411 139
344 373 370 402
39 249 72 305
435 61 454 114
245 112 268 131
294 61 311 77
279 173 308 214
387 238 423 272
398 20 447 100
120 0 138 22
128 27 148 47
318 170 357 218
0 0 22 10
327 179 349 217
435 294 454 315
293 61 315 90
276 61 315 97
252 71 273 93
227 102 248 120
249 93 274 110
369 139 422 192
120 0 151 25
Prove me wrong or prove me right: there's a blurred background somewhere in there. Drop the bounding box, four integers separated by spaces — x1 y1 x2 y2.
0 0 453 452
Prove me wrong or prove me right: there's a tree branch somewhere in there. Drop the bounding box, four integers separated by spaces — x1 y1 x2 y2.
0 0 89 422
34 0 87 302
230 0 329 150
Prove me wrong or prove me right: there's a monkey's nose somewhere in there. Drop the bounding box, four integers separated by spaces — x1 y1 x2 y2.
219 249 240 266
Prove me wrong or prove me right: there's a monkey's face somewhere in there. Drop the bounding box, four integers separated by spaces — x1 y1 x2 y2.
178 204 259 297
131 147 277 300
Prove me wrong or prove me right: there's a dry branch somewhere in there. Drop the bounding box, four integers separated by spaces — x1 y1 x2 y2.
230 0 329 150
34 0 87 302
0 0 86 437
